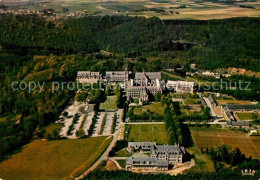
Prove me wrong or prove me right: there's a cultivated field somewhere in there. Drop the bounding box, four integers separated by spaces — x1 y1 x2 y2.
125 124 168 144
0 137 112 180
100 96 118 111
134 102 165 116
190 126 260 159
3 0 260 20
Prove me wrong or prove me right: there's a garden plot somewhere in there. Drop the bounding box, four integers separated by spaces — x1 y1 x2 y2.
93 112 106 136
190 127 260 159
102 112 114 135
59 101 86 138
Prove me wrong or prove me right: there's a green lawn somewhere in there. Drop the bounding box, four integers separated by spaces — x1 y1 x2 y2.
125 124 168 144
236 112 260 121
117 160 126 169
184 146 215 173
0 137 112 180
40 123 63 138
133 102 165 116
115 148 133 157
100 96 118 111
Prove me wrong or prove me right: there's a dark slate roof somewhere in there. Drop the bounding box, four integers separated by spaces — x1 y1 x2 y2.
135 72 161 80
226 120 249 126
126 157 168 166
128 142 156 150
153 145 185 155
226 104 260 110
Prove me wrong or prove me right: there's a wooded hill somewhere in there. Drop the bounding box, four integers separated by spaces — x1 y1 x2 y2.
0 15 259 71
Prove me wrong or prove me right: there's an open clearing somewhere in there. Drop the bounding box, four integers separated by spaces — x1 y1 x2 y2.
0 137 111 180
185 146 215 173
125 124 168 144
190 126 260 159
100 96 118 111
40 123 63 138
133 102 165 116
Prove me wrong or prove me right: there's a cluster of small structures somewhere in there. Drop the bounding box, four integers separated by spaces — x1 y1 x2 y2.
126 142 186 171
0 2 88 21
223 104 260 127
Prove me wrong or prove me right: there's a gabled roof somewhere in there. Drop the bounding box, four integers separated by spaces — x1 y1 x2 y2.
226 104 260 110
135 72 161 80
226 120 249 126
153 145 185 155
128 142 156 150
126 157 168 166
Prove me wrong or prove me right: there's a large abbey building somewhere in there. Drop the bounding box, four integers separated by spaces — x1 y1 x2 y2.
77 62 195 102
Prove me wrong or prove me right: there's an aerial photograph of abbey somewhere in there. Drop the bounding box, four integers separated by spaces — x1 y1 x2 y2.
0 0 259 180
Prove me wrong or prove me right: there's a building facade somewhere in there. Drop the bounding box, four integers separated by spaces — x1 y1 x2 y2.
166 80 195 93
126 157 168 171
126 142 185 170
76 71 102 84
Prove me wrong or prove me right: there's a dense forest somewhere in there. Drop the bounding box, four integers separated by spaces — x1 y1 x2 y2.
0 15 259 70
0 14 259 160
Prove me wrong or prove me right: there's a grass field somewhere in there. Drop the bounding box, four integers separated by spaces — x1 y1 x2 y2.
115 148 133 157
190 126 260 159
125 124 168 144
40 123 63 137
133 102 165 116
0 136 112 180
217 99 252 105
117 160 126 168
236 112 260 121
185 146 215 173
100 96 118 111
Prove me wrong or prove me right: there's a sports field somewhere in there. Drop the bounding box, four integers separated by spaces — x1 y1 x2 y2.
0 136 112 180
125 124 168 144
100 96 118 111
190 126 260 159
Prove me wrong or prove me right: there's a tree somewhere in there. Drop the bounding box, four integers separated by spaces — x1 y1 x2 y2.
252 113 259 121
231 148 243 166
168 131 176 145
51 129 60 139
106 84 112 96
154 92 162 102
76 129 86 138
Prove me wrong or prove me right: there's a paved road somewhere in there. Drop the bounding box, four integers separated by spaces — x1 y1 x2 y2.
125 122 165 125
109 158 123 170
108 157 127 160
75 122 122 179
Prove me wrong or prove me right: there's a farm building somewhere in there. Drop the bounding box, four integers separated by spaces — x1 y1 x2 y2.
226 104 260 112
226 120 249 127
